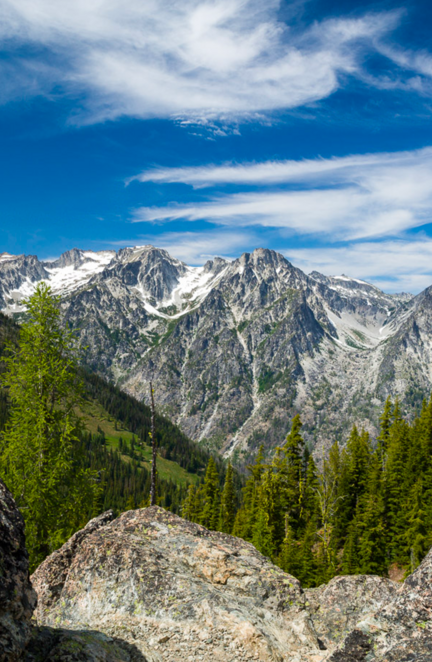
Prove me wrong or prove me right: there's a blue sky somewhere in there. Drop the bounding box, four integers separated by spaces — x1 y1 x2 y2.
1 0 432 292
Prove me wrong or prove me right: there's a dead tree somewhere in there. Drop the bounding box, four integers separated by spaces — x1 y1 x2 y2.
149 382 157 506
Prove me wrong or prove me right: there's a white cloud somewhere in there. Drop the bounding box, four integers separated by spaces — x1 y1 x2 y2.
0 0 405 122
285 239 432 293
131 148 432 187
131 147 432 240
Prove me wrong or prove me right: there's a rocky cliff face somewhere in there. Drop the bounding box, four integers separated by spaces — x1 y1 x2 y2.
0 479 36 662
3 245 431 461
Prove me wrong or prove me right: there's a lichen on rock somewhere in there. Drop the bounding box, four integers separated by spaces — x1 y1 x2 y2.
31 506 324 662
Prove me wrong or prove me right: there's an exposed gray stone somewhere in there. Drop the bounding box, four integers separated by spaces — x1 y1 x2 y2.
305 575 397 650
326 546 432 661
32 506 324 662
0 479 36 662
2 245 431 464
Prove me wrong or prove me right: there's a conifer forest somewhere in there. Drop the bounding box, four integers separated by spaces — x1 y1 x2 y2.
1 287 432 584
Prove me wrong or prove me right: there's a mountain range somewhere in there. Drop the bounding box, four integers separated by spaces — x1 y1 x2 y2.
1 245 429 463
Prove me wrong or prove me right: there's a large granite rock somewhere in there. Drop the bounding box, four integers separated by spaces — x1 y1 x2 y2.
327 547 432 661
0 479 36 662
25 504 432 661
32 506 325 662
305 575 398 650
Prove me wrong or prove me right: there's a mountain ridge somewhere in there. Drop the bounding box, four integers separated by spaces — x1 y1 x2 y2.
0 245 429 463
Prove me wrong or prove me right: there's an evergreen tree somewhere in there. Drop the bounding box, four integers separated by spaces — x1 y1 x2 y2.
342 519 360 575
336 426 371 543
182 483 199 522
277 517 301 577
251 486 274 558
383 417 411 562
200 457 220 530
356 451 388 575
219 463 236 533
298 519 318 587
0 283 98 570
404 479 430 574
283 414 305 530
377 397 393 460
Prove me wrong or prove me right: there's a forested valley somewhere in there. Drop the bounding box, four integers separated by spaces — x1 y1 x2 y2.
1 288 431 585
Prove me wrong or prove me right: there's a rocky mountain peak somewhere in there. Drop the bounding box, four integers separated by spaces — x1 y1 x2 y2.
46 248 116 271
202 256 228 275
105 245 188 305
2 244 432 462
0 252 18 262
46 248 87 269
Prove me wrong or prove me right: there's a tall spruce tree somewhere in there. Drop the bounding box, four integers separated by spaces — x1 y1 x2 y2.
219 463 236 533
200 457 220 530
0 283 98 570
283 414 305 530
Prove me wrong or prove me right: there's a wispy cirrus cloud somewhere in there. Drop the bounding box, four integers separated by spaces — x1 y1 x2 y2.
286 239 432 293
130 148 432 187
131 147 432 240
0 0 415 124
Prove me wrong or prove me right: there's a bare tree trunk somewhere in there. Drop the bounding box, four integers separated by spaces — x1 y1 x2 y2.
149 382 157 506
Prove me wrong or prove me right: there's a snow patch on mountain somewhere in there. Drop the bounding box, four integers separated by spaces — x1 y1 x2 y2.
45 251 114 295
0 250 115 313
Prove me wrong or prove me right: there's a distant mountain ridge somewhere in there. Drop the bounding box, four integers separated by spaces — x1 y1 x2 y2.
1 245 429 463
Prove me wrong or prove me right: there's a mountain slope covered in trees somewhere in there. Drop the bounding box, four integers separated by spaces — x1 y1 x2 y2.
0 311 234 522
1 245 430 465
186 400 432 587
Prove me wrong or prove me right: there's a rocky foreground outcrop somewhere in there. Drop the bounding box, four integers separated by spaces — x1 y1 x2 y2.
3 492 432 661
327 553 432 661
305 574 398 652
0 479 36 662
31 507 324 662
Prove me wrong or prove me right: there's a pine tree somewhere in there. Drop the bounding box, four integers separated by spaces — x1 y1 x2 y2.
383 417 411 563
356 451 388 575
200 457 220 530
277 516 301 577
404 479 430 574
239 445 266 541
315 453 340 577
251 487 274 559
219 463 236 533
342 519 360 575
0 283 98 570
335 426 371 543
298 519 318 587
232 506 248 538
182 483 199 522
377 397 393 460
283 414 305 530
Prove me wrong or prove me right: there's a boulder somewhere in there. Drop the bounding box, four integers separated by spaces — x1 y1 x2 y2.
32 506 325 662
327 548 432 661
305 574 397 650
0 479 36 662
